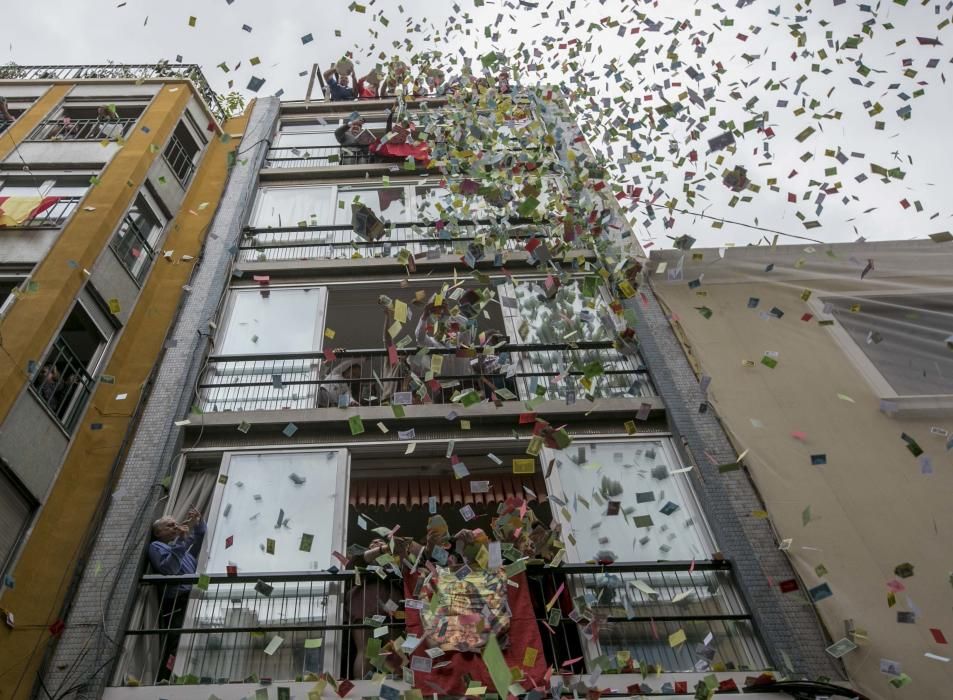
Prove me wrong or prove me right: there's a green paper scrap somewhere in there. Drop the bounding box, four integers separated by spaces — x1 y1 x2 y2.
482 634 512 699
300 533 314 552
197 573 210 591
304 638 323 649
392 403 405 419
761 355 778 369
348 415 365 435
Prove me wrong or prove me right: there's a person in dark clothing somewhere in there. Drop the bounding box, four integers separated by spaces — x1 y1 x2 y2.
323 66 356 101
147 508 205 682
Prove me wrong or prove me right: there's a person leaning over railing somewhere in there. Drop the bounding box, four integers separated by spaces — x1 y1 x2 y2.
147 508 205 682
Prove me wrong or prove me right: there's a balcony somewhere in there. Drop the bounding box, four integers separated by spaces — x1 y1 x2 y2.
238 219 560 263
0 196 81 228
26 116 139 142
0 63 228 121
112 561 768 688
196 343 653 414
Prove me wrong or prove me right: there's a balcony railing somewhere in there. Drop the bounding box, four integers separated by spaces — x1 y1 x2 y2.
0 63 228 121
112 561 768 687
163 134 198 187
263 142 554 171
26 116 138 142
196 342 653 413
0 196 82 229
30 336 96 432
110 214 158 284
239 219 555 262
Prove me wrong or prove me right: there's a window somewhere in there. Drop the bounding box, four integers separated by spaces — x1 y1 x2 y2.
250 186 334 228
110 194 165 283
498 278 653 401
31 301 110 431
171 450 349 681
0 464 35 581
202 287 328 412
826 295 953 396
544 439 714 563
334 186 409 225
163 122 201 186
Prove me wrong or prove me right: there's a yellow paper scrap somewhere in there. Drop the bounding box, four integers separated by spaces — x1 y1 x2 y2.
668 629 686 648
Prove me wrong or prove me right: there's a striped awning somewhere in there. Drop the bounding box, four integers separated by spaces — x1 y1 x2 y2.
350 472 547 510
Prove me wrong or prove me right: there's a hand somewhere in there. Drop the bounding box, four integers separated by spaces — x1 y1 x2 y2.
185 507 202 526
174 523 190 538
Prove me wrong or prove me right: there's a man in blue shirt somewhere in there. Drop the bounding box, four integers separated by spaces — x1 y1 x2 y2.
148 507 205 682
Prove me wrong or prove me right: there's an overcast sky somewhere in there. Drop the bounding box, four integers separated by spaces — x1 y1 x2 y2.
4 0 951 250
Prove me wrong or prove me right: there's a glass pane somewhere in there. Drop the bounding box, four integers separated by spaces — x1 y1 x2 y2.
219 288 324 355
275 129 340 149
251 187 333 228
205 451 342 573
335 187 408 224
415 185 490 222
552 440 711 562
501 280 649 400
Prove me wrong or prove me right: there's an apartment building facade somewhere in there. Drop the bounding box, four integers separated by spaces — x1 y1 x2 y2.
9 79 853 699
0 63 248 699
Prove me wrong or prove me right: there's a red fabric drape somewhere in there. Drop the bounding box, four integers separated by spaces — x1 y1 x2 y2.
0 195 60 226
403 571 548 697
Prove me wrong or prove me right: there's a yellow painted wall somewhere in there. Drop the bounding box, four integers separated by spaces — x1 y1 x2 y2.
0 90 250 700
653 274 953 700
0 83 190 425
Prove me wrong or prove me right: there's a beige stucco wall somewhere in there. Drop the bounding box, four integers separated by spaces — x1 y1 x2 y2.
650 242 953 700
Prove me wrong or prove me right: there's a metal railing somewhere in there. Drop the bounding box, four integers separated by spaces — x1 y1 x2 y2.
113 561 767 687
239 219 555 262
163 134 198 186
110 214 158 284
264 145 377 169
30 336 96 432
196 342 653 413
0 63 228 121
0 196 82 228
26 116 138 142
264 142 553 172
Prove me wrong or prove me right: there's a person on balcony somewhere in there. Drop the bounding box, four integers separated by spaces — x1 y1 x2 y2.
334 115 374 157
355 70 382 99
323 59 356 101
0 96 14 132
368 102 430 165
148 508 205 681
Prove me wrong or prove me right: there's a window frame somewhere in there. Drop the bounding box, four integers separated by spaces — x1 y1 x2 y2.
109 191 167 285
808 292 953 411
171 448 351 680
0 460 37 583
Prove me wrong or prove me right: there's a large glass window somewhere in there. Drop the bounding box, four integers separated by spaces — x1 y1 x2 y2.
168 450 349 682
334 186 409 225
202 287 328 412
250 186 334 228
544 439 713 563
498 278 652 401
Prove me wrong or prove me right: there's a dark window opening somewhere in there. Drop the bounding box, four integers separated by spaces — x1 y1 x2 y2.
163 122 201 186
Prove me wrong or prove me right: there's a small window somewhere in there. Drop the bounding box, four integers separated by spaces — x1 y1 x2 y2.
110 195 164 283
0 266 32 315
827 295 953 396
0 463 34 580
31 302 110 431
163 122 201 186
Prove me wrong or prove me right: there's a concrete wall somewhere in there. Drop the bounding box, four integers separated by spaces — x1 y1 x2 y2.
0 227 60 265
5 140 121 165
89 247 140 326
0 390 68 500
650 241 953 700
